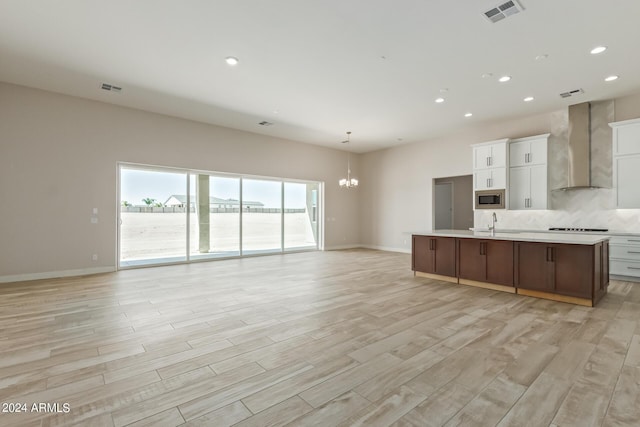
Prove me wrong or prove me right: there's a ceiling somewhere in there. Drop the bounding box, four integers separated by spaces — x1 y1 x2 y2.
1 1 640 153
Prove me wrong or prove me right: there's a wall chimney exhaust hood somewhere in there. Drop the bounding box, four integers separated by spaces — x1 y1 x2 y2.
554 102 607 191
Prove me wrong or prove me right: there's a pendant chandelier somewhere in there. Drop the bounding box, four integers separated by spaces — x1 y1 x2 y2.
339 131 358 188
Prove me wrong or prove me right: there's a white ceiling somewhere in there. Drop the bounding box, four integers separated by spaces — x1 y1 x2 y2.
1 0 640 153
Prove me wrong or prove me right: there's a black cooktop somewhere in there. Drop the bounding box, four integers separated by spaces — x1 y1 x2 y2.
549 227 609 232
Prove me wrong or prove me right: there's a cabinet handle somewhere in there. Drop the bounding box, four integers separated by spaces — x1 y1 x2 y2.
430 239 436 250
486 157 489 166
627 266 640 270
627 239 640 243
489 156 492 166
628 251 640 254
525 153 529 163
489 178 493 187
546 247 554 262
480 242 486 255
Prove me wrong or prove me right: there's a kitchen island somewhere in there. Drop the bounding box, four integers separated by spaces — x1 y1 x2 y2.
412 230 609 307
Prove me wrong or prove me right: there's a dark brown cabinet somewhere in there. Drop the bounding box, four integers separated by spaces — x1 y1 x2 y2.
594 241 609 304
411 234 608 306
514 242 554 292
412 236 456 277
515 241 609 302
457 239 514 286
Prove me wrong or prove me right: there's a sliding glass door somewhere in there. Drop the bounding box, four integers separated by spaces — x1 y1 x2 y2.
189 174 241 260
118 164 321 268
284 182 319 250
242 179 282 255
119 167 188 267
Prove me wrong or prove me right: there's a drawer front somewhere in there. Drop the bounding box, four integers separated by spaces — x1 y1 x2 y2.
609 236 640 246
610 259 640 277
610 245 640 261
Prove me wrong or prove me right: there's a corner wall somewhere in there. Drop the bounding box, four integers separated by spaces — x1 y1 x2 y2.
0 83 362 281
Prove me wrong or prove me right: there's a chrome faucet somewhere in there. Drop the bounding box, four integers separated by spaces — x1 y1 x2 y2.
489 212 497 235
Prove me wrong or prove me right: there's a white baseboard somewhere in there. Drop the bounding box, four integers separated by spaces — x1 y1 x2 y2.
359 244 411 254
0 266 117 284
324 244 364 251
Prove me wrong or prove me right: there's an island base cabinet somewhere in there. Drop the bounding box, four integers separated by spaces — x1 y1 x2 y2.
486 240 515 286
457 239 514 289
514 242 553 292
412 236 456 280
515 241 608 306
412 234 607 306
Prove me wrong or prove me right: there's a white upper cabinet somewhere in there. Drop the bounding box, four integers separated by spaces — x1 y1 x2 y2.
472 139 508 192
508 134 549 210
475 167 507 191
509 135 548 167
508 164 548 210
473 139 508 170
611 118 640 208
612 118 640 156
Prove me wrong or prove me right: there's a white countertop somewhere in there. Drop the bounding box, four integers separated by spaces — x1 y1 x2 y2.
412 230 609 245
470 227 640 237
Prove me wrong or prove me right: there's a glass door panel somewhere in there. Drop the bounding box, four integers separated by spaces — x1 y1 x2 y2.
189 175 240 259
242 179 282 254
119 167 187 267
284 182 319 250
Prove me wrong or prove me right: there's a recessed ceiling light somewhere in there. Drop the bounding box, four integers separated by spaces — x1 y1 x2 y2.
439 88 449 93
499 76 511 83
481 73 493 79
605 75 619 82
435 97 445 103
535 54 549 61
225 56 239 65
464 113 473 117
590 46 607 55
524 96 534 102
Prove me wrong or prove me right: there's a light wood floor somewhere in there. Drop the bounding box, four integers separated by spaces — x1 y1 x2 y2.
1 249 639 427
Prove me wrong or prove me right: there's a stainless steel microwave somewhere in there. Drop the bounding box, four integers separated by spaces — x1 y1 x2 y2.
475 189 505 209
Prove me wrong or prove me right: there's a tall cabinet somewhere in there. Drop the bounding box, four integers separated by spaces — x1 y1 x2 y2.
508 134 549 210
610 118 640 208
472 139 508 191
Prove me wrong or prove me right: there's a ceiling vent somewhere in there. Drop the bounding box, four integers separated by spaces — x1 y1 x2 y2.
100 83 122 93
483 0 525 23
559 88 585 98
258 121 274 126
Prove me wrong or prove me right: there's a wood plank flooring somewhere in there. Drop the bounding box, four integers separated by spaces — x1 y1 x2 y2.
0 249 639 426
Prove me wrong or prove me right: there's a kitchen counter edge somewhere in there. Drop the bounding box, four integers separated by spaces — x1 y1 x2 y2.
411 230 609 245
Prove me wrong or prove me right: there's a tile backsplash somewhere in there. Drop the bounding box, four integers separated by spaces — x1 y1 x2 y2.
475 100 640 232
475 188 640 232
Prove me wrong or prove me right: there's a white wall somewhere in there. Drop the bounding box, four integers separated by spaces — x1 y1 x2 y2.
0 83 362 281
4 81 640 281
360 90 640 252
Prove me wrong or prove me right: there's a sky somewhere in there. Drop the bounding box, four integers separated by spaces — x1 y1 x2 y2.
120 169 312 208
